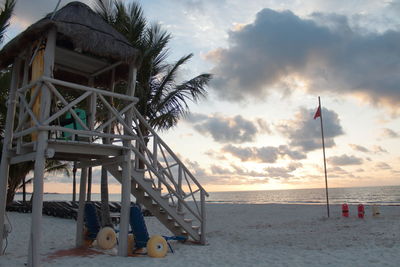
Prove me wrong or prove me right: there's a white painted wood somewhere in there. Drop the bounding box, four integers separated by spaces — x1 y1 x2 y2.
17 59 30 154
10 152 37 164
39 125 136 141
118 64 137 256
200 190 206 245
98 94 136 136
132 107 209 196
76 167 88 247
44 83 91 129
55 47 108 75
42 77 138 102
90 61 122 77
15 83 41 132
0 58 22 254
28 28 56 267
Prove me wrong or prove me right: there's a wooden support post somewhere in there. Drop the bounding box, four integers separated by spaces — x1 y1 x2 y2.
118 154 131 256
118 64 137 256
76 167 88 247
72 162 77 202
87 167 92 202
200 189 206 245
177 165 183 213
153 136 161 189
28 28 56 267
17 59 30 154
0 58 22 254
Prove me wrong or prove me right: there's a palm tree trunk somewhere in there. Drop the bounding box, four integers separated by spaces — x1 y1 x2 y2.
6 189 15 206
100 166 112 227
87 167 92 201
22 177 26 203
72 162 77 202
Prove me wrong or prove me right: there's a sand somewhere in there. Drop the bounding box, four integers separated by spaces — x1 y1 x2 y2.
1 204 399 266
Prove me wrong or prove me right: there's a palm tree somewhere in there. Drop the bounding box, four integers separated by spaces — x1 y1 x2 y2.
0 0 72 205
0 0 16 45
6 160 70 205
95 0 211 226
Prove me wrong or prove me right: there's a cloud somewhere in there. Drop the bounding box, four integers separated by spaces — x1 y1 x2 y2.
187 113 265 143
209 8 400 107
349 144 369 153
328 154 363 166
277 107 344 152
11 0 92 29
349 144 388 154
375 162 392 170
222 144 306 163
264 162 302 179
381 128 399 138
372 145 388 154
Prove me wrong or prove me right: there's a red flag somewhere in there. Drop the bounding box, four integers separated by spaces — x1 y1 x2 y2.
313 105 321 119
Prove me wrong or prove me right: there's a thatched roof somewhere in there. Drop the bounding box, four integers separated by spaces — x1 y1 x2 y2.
0 1 141 69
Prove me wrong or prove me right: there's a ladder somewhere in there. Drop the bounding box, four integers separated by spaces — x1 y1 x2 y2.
106 106 208 243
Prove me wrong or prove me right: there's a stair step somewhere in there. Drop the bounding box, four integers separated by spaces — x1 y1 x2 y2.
153 188 162 191
161 194 170 199
177 211 186 216
143 178 154 183
192 225 200 230
184 218 193 224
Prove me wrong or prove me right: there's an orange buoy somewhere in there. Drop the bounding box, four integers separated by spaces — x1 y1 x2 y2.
358 204 365 218
342 204 349 217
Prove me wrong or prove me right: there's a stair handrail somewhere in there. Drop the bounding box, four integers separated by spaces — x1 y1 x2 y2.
131 106 209 197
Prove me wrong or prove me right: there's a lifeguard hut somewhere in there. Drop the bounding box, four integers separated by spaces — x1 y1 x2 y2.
0 2 208 266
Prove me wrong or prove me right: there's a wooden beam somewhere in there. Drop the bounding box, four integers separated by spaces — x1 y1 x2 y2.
76 167 88 247
90 61 122 77
76 156 125 168
28 28 56 267
42 76 139 102
0 58 22 254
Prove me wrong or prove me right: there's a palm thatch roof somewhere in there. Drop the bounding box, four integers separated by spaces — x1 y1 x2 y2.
0 1 141 69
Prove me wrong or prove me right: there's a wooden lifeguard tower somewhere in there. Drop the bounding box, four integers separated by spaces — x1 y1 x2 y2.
0 2 208 266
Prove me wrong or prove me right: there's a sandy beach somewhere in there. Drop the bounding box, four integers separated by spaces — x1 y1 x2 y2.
1 203 399 266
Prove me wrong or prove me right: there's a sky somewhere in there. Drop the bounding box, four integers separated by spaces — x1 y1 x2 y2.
3 0 400 193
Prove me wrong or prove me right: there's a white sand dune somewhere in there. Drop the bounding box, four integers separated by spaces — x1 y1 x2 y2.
1 204 399 266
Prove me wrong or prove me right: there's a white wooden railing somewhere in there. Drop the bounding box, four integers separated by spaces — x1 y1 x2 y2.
12 75 208 242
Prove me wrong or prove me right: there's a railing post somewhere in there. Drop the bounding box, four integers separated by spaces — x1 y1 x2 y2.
177 165 183 213
0 57 22 255
28 28 56 267
118 64 137 256
76 167 88 247
200 189 206 245
153 136 161 189
16 58 30 154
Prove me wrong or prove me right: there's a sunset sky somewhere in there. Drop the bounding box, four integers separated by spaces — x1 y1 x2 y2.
3 0 400 193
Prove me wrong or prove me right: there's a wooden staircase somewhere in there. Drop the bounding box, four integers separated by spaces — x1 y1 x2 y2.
106 106 208 243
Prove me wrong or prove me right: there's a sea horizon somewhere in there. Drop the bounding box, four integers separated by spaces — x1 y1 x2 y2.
15 185 400 206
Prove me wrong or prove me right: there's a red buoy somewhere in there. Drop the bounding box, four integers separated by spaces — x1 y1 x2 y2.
342 204 349 217
358 204 365 218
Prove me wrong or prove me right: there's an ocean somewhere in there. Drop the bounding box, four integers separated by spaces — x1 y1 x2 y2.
15 186 400 205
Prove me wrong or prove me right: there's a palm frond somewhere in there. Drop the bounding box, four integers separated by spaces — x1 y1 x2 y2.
93 0 114 24
0 0 16 44
45 160 71 177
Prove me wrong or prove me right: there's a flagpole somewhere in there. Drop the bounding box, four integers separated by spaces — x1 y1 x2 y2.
318 96 330 218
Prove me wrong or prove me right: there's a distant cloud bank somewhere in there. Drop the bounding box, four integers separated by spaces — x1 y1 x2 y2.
209 8 400 108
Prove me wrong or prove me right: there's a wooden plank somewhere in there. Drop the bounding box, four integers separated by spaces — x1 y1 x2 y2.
10 152 36 164
28 28 56 267
42 76 139 102
76 167 88 247
44 81 90 130
0 58 22 254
